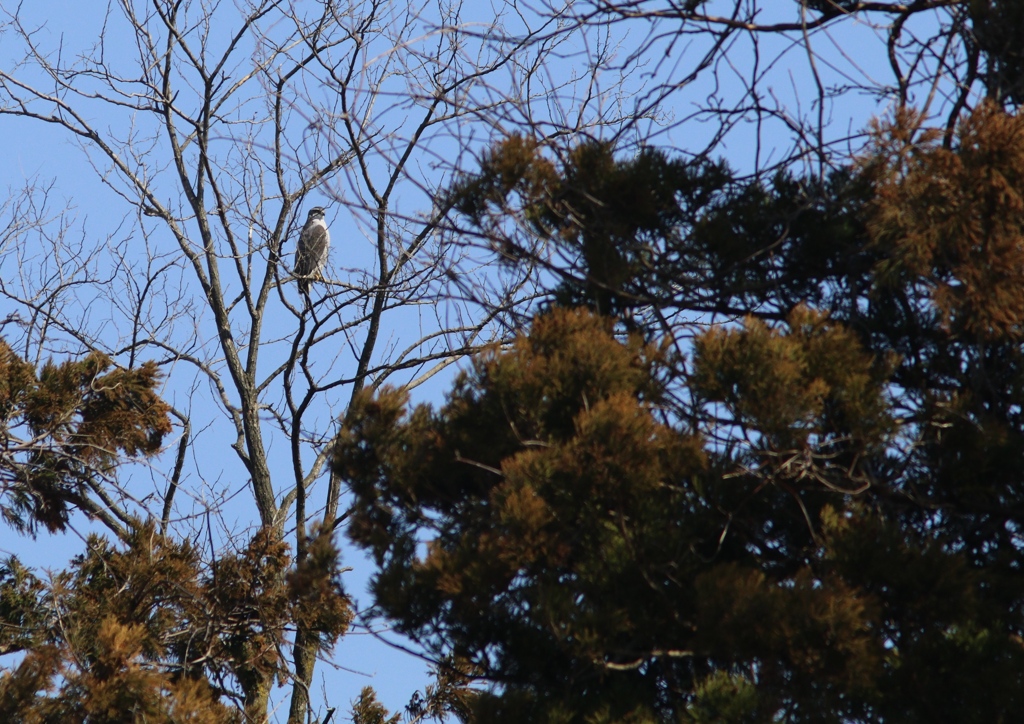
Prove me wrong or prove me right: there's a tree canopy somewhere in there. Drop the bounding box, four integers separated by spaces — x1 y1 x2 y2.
3 0 1024 720
0 341 171 536
0 520 350 722
337 102 1024 721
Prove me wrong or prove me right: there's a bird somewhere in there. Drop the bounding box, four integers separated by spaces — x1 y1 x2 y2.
295 206 330 295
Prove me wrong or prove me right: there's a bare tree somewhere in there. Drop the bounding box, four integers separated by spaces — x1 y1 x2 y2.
0 0 648 720
507 1 1004 168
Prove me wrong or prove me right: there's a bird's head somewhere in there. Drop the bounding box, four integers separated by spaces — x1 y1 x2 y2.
307 206 326 220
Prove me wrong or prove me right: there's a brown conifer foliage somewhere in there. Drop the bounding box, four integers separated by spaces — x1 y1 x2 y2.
0 521 351 722
0 340 171 533
338 308 897 721
340 105 1024 721
867 102 1024 340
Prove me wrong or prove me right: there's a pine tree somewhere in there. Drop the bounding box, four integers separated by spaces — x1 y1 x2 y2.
0 343 355 720
338 103 1024 721
0 341 172 534
0 521 352 721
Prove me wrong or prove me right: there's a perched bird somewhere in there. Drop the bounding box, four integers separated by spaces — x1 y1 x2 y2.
295 206 330 295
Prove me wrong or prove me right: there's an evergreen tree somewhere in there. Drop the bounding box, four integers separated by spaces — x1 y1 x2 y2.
0 343 354 720
0 341 171 535
337 103 1024 721
0 338 475 721
0 522 351 722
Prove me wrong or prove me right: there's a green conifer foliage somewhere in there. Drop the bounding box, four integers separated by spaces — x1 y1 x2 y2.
340 104 1024 721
